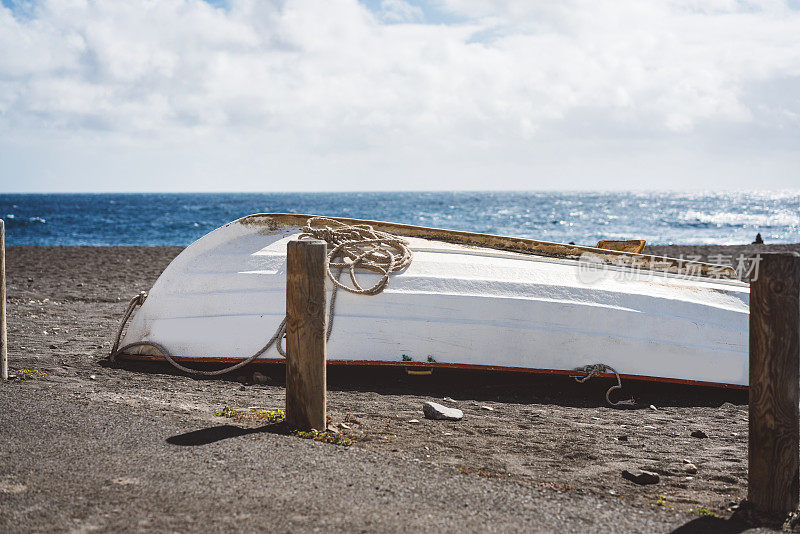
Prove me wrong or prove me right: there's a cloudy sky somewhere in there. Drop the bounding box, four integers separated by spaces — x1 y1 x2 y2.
1 0 799 192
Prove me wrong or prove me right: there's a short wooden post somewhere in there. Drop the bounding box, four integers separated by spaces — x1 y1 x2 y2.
285 239 327 431
749 252 800 513
1 219 7 380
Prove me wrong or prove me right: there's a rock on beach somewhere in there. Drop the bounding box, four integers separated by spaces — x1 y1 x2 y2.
682 463 698 474
423 402 463 421
621 469 660 485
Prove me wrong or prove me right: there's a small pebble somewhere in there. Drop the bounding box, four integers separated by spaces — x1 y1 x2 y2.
89 375 96 380
683 463 698 474
339 423 351 430
691 430 708 439
480 405 494 411
407 419 420 424
649 405 657 411
618 435 629 442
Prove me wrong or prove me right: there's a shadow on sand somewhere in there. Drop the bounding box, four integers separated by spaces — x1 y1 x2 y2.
669 516 748 534
166 421 289 446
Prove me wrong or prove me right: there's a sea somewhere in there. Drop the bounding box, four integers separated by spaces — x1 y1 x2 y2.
1 191 799 247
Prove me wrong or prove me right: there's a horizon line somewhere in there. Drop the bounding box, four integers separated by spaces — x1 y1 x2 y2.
2 188 800 195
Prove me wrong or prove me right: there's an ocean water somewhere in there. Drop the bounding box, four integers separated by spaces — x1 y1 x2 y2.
1 191 799 246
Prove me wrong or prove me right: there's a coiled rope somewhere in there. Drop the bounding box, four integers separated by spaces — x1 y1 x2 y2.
571 363 636 407
300 217 412 339
109 217 412 376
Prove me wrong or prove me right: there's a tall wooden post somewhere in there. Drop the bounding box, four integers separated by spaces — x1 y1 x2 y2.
1 219 6 380
285 239 327 431
749 252 800 514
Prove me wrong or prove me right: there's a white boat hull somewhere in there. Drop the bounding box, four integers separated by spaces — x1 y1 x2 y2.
119 214 750 387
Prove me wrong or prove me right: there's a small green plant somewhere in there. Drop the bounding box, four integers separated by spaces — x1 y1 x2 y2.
427 355 436 363
688 507 717 517
215 406 286 423
293 429 352 446
215 407 352 446
401 354 412 362
12 369 48 382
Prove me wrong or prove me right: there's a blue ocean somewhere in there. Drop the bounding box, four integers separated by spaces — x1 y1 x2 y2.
1 191 799 246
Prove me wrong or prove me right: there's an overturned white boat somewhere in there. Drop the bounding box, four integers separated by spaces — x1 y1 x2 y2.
115 214 749 389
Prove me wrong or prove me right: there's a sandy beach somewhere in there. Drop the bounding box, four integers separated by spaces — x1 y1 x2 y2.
2 244 798 532
4 0 799 528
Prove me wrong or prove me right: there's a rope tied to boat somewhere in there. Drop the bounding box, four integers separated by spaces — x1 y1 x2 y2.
301 217 412 295
300 216 412 339
571 363 636 407
110 289 289 376
109 217 412 375
110 291 148 358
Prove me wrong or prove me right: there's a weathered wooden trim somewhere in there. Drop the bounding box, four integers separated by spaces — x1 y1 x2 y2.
239 213 738 280
596 240 646 254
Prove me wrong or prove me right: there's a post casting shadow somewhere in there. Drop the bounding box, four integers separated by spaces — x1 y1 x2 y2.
670 516 748 534
166 423 287 446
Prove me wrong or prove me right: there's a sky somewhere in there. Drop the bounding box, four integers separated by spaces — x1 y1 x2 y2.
1 0 799 192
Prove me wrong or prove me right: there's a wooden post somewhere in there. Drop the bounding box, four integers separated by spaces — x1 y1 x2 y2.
749 252 800 514
1 219 7 380
285 239 327 431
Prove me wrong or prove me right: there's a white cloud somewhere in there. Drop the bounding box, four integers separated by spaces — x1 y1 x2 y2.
0 0 799 191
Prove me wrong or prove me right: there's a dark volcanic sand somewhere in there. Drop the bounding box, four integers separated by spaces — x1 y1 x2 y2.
2 245 799 532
